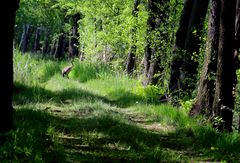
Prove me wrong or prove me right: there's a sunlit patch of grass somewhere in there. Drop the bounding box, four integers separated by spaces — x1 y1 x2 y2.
69 61 112 82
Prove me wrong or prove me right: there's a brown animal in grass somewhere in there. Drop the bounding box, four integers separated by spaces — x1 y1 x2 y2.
62 60 74 78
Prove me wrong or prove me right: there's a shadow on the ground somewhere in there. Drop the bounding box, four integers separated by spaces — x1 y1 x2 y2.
11 82 240 162
13 82 145 108
1 107 239 162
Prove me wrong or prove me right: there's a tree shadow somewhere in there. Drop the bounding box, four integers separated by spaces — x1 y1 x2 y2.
13 82 145 108
2 107 239 162
0 108 188 162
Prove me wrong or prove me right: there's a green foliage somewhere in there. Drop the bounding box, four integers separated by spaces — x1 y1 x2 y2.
68 61 112 82
38 61 61 83
179 99 194 112
14 50 62 84
134 83 164 102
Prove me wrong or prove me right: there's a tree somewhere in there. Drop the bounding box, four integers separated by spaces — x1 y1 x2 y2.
169 0 209 95
19 24 33 53
142 0 169 86
54 33 66 58
212 0 237 132
125 0 140 75
0 0 19 134
190 0 220 116
68 13 81 58
33 27 42 52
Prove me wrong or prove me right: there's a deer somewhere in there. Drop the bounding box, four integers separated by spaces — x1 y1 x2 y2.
62 60 74 78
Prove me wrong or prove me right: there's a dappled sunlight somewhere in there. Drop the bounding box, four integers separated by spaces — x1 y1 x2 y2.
8 53 240 162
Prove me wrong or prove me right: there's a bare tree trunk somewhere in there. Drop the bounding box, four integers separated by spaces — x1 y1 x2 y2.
0 0 19 134
212 0 236 132
190 0 220 116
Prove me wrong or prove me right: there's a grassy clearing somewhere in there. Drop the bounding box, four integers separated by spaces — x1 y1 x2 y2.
1 52 240 162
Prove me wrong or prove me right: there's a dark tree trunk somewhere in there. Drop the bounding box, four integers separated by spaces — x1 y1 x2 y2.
126 48 136 74
169 0 209 94
180 0 209 92
19 24 33 53
143 1 157 80
145 55 163 85
42 30 50 55
235 0 240 133
143 42 152 79
0 0 19 134
125 0 140 75
169 0 194 92
54 33 65 58
143 0 169 86
190 0 220 116
69 13 80 58
33 27 41 52
212 0 236 132
50 39 56 56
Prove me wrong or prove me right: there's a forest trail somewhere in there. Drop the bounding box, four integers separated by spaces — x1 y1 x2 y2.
13 75 228 162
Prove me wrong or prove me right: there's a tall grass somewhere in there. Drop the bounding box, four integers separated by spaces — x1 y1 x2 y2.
10 52 240 162
14 50 62 85
69 61 112 82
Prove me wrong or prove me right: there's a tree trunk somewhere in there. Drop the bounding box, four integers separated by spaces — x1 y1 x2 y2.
0 0 19 134
190 0 220 116
180 0 209 92
33 27 41 52
68 13 80 58
235 0 240 133
143 1 157 80
19 24 33 53
143 0 169 86
169 0 194 92
54 33 65 58
212 0 236 132
169 0 209 94
42 30 50 55
126 0 140 75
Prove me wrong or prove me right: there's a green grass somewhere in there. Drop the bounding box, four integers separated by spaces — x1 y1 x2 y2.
1 52 240 162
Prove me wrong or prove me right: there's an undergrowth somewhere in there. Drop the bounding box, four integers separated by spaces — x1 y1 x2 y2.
2 52 239 162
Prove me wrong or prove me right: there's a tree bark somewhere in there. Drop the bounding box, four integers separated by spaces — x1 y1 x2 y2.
235 0 240 133
68 13 80 58
19 24 33 53
0 0 19 134
42 30 50 55
190 0 220 116
169 0 194 92
169 0 209 94
54 33 65 58
33 27 41 52
126 0 140 75
180 0 209 92
212 0 236 132
143 0 169 86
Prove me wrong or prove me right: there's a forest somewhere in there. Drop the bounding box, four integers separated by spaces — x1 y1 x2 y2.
1 0 240 162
